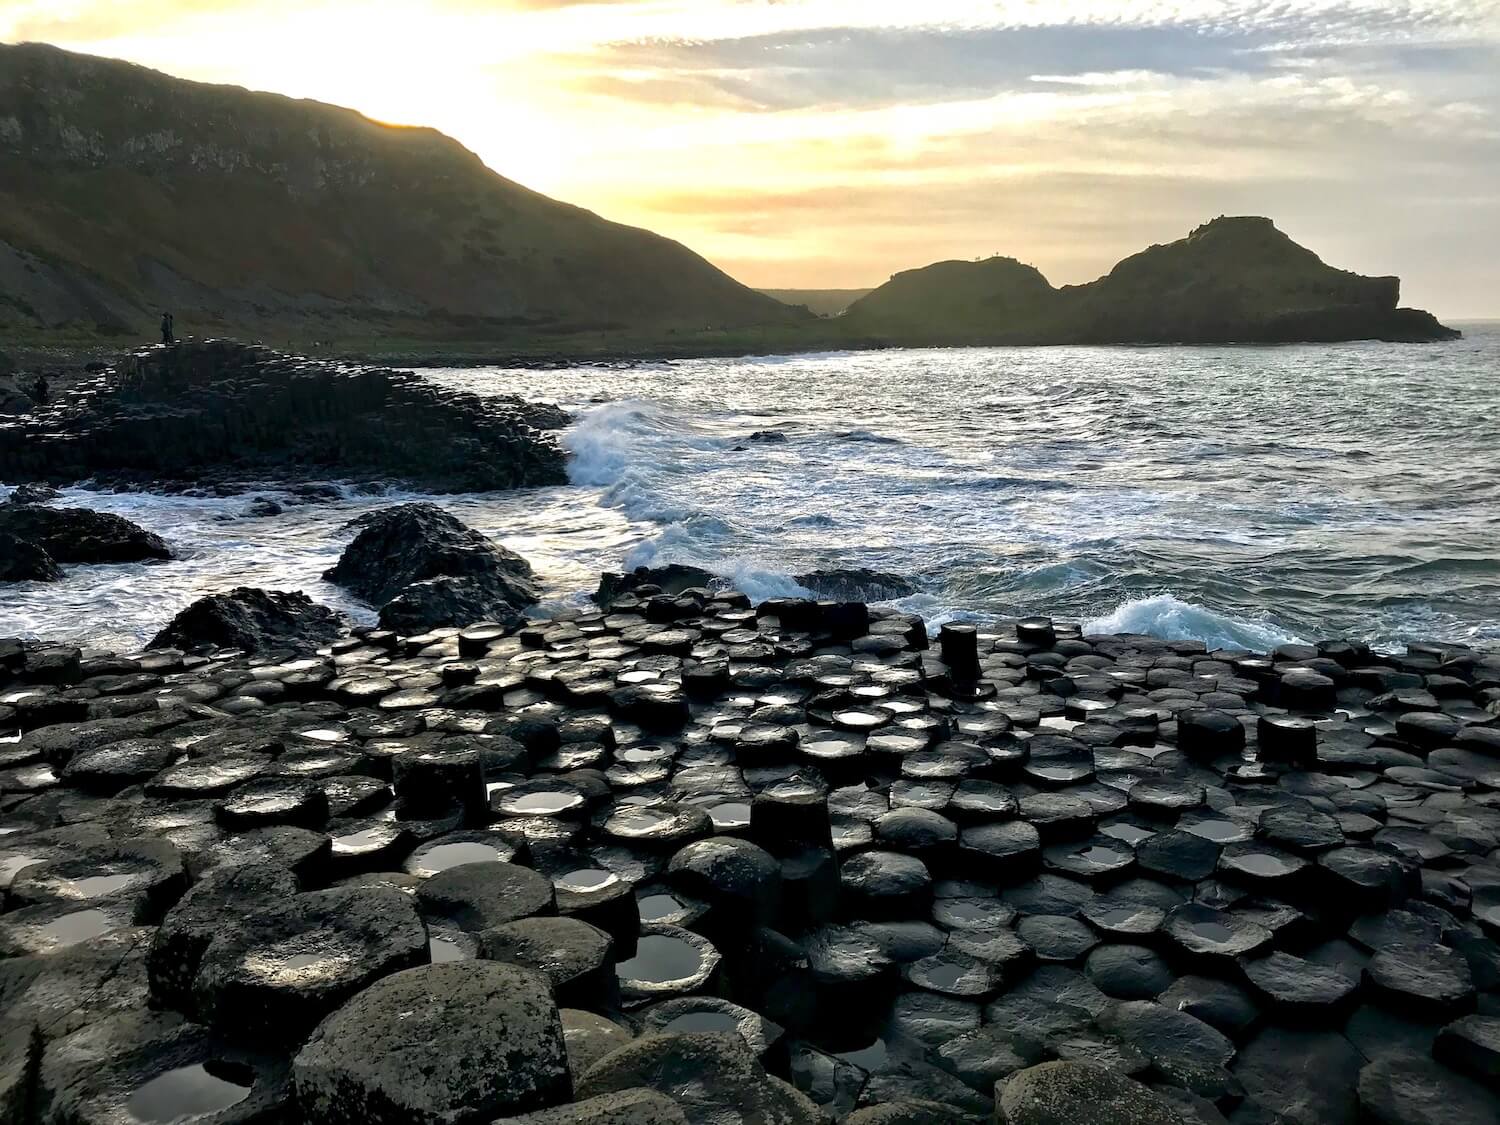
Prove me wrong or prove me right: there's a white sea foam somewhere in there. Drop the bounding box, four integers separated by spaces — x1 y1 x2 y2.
1084 595 1305 650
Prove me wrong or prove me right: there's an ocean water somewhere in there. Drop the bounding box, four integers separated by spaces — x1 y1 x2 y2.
3 325 1497 654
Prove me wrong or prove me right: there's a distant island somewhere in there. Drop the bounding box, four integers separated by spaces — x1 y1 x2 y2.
0 43 1458 360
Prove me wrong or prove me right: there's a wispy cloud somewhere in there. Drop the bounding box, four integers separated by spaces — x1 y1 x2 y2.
2 0 1497 313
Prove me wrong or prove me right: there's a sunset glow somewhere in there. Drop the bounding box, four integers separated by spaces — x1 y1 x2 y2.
5 0 1497 313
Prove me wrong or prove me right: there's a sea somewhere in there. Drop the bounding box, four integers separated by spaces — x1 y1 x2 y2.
3 324 1497 655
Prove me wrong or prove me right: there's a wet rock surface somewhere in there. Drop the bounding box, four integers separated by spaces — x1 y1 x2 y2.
148 588 346 653
324 503 540 632
0 340 569 493
1 593 1498 1122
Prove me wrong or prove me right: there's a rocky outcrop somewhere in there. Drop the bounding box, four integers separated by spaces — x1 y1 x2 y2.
0 340 569 492
840 217 1458 345
147 588 346 653
0 505 171 565
3 587 1500 1124
324 503 539 631
796 568 916 601
0 532 62 582
596 565 718 604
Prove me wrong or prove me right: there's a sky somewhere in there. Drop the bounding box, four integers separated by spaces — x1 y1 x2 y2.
3 1 1498 316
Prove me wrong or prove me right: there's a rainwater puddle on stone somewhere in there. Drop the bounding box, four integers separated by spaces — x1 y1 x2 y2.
1031 765 1088 782
509 791 582 814
1234 853 1298 877
1100 823 1155 845
616 934 704 984
297 729 347 743
556 869 619 893
1190 921 1236 944
837 1038 890 1072
70 873 142 897
126 1061 253 1123
1039 716 1082 732
1092 906 1148 927
1077 846 1127 866
920 963 967 990
1185 820 1245 843
416 842 504 872
638 894 687 923
428 935 470 963
664 1011 739 1034
37 909 119 947
332 827 394 851
708 802 751 830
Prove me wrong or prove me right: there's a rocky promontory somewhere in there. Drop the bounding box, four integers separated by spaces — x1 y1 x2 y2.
839 217 1460 347
0 340 569 493
2 573 1498 1124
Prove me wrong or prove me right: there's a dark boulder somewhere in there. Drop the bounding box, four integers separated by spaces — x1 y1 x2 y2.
148 588 346 653
192 886 429 1042
323 503 538 631
293 962 571 1125
595 565 717 605
996 1061 1189 1124
0 505 170 564
0 532 61 582
3 483 60 505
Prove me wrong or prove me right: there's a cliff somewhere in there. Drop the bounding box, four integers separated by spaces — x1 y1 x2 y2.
841 217 1458 345
0 43 803 343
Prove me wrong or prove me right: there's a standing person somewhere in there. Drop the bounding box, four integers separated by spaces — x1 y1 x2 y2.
32 373 49 406
160 311 175 344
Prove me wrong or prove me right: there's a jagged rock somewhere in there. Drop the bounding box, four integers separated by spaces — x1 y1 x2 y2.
293 962 571 1125
795 568 916 601
0 532 62 582
995 1061 1190 1124
148 587 346 652
3 483 60 505
576 1032 820 1125
0 340 569 492
323 503 538 631
0 505 170 563
595 566 717 605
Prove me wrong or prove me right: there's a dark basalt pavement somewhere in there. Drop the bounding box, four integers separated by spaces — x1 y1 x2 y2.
1 583 1499 1124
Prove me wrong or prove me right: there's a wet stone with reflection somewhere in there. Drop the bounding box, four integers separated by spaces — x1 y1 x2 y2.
1 582 1498 1124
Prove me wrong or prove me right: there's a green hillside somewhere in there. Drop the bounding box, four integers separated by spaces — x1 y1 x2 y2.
0 43 805 345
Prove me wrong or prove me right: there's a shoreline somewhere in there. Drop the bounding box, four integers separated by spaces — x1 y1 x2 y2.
2 321 1477 381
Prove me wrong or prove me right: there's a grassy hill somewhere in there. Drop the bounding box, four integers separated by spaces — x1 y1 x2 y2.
0 43 805 346
839 217 1455 345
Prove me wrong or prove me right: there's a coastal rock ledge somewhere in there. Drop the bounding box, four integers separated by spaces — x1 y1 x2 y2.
2 587 1499 1124
0 340 570 493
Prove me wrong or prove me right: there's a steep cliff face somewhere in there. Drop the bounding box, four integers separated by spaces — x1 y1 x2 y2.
0 43 802 340
842 217 1456 345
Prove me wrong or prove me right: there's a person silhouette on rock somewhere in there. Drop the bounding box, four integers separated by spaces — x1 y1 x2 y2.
160 312 175 345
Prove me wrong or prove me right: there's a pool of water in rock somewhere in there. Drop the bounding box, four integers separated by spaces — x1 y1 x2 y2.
125 1062 254 1123
556 869 619 893
616 934 704 984
414 842 505 872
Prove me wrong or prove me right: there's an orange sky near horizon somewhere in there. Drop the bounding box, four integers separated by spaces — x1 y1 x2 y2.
3 0 1498 316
